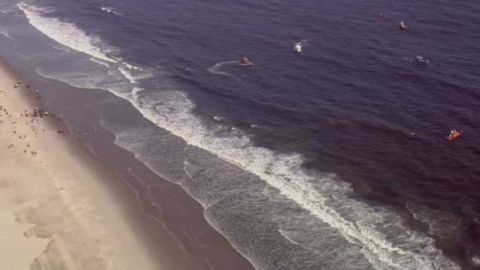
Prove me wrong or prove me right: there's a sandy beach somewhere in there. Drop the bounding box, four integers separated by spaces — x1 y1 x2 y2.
0 61 161 270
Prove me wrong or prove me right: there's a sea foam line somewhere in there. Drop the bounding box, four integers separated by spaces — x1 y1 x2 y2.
17 3 460 269
18 2 117 63
131 90 459 270
18 2 151 89
118 65 151 84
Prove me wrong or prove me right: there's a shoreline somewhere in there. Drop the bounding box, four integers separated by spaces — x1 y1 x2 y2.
0 58 256 270
0 60 163 269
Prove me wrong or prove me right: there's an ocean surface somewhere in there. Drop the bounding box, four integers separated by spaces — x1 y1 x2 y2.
0 0 479 269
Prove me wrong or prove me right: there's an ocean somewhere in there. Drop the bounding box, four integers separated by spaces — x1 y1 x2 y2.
0 0 479 269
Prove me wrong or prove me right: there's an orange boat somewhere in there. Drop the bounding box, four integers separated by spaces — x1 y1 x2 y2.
446 129 464 141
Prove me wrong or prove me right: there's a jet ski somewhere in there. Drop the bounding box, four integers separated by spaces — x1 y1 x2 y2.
415 56 429 65
239 57 253 66
446 129 464 141
294 42 303 54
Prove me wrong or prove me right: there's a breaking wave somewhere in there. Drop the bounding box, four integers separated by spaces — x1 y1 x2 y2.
118 65 151 84
17 3 461 270
18 2 117 63
130 89 459 270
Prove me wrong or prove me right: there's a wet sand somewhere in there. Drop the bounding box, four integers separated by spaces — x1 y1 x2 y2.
0 60 163 270
0 58 256 270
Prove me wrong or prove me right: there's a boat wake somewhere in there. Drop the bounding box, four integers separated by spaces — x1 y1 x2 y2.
207 60 238 76
0 29 10 39
100 6 120 16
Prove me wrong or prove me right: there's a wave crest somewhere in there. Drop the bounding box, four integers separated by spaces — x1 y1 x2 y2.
18 2 117 63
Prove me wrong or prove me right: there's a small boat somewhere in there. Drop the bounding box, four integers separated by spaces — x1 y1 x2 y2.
415 55 429 65
239 57 253 66
399 21 408 31
446 129 464 141
294 42 303 54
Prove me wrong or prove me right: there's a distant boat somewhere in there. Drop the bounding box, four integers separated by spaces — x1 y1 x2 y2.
294 42 303 54
239 57 254 66
415 56 429 65
400 21 408 31
446 129 464 141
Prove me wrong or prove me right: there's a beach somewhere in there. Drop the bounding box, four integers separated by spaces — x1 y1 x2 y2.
0 57 257 270
1 0 478 268
0 61 161 270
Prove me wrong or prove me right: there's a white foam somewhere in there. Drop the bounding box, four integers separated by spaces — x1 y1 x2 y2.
61 75 458 270
17 4 460 268
278 229 301 246
472 256 480 266
118 67 137 84
132 87 144 96
38 65 460 269
213 115 224 122
123 62 143 71
128 89 460 270
118 64 151 84
0 30 10 39
34 59 460 269
406 203 461 238
18 2 117 63
207 60 237 76
89 57 110 68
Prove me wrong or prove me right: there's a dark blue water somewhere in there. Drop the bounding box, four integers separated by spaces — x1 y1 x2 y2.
1 0 480 269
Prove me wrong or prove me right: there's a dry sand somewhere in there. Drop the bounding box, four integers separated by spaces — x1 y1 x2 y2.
0 61 162 270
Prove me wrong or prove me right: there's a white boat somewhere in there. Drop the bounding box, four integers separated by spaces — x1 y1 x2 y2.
294 42 303 54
